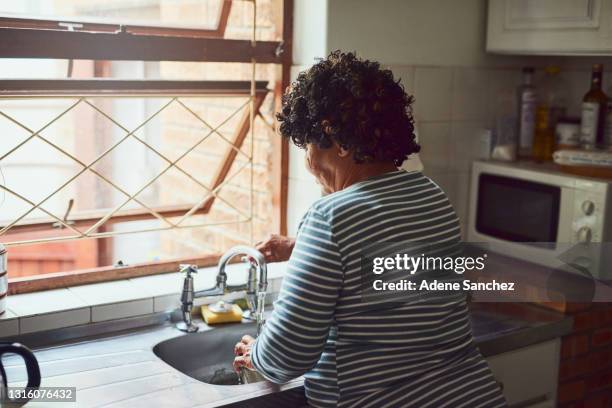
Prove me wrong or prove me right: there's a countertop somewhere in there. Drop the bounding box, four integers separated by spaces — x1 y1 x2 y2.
4 303 572 408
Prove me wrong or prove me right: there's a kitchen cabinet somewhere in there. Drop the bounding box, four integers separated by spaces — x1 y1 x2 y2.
487 0 612 55
486 338 560 407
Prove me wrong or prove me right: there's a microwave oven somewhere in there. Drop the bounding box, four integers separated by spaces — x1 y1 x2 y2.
467 160 612 280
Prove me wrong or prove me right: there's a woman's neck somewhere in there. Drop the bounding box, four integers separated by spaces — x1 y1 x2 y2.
334 162 399 192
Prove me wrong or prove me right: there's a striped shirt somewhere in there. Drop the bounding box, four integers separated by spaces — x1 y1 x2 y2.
251 170 507 408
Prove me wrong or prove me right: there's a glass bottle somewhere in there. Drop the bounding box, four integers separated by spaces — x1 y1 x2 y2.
580 64 608 148
604 85 612 149
517 67 537 158
533 66 567 161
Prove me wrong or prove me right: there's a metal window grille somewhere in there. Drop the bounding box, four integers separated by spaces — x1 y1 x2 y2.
0 1 264 248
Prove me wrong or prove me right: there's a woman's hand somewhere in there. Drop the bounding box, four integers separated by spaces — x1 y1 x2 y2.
233 334 256 373
255 234 295 262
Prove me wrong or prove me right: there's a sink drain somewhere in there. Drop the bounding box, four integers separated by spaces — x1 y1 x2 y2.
205 367 241 385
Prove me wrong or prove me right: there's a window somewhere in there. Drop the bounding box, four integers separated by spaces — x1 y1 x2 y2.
0 0 229 36
0 0 292 294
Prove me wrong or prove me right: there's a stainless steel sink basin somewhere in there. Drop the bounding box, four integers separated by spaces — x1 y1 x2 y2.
153 323 259 385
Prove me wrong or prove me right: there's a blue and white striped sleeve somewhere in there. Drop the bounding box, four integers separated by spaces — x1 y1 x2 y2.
251 207 344 383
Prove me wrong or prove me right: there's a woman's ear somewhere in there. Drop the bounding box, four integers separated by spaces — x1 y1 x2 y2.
334 142 351 158
338 147 351 158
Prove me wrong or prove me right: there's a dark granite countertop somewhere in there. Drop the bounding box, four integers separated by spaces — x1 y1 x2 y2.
469 302 573 357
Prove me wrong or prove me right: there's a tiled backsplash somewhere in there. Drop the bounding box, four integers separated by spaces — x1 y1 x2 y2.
407 64 522 235
411 64 612 235
0 263 288 338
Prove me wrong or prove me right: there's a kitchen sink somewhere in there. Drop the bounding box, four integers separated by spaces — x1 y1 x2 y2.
153 322 260 386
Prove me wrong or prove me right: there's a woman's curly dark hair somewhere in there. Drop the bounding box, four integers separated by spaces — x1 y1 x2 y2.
276 50 419 166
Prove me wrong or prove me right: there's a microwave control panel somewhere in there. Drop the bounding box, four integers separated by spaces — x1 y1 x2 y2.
572 190 606 243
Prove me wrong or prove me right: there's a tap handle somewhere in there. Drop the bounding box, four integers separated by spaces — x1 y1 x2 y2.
179 264 198 277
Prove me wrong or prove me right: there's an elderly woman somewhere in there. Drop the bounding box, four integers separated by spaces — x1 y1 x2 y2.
233 51 506 408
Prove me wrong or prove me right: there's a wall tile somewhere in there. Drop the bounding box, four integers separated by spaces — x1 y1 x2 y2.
288 143 316 183
450 121 486 173
20 308 90 334
131 273 182 298
269 277 283 293
387 65 415 95
7 288 88 317
199 263 248 288
290 65 310 81
452 68 488 121
69 280 150 306
287 178 322 236
401 154 424 173
417 122 452 175
267 261 288 280
91 299 153 323
414 67 453 121
0 309 19 338
486 68 521 125
72 279 155 321
153 295 180 313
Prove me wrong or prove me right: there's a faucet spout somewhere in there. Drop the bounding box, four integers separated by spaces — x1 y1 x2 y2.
217 246 268 334
217 245 268 295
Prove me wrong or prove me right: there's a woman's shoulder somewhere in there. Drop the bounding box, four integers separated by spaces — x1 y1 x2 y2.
312 170 430 217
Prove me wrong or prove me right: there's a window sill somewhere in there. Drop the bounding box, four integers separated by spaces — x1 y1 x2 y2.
0 262 287 338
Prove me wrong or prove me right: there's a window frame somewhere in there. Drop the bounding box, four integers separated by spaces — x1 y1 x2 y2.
1 0 293 294
0 0 281 65
0 0 233 38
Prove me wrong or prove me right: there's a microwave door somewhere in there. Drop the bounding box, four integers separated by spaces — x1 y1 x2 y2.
475 174 561 245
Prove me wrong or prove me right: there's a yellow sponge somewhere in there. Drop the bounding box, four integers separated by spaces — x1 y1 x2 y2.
201 303 243 325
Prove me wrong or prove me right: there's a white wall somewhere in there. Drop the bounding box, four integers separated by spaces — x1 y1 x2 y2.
327 0 511 67
287 0 329 235
293 0 328 67
287 0 612 236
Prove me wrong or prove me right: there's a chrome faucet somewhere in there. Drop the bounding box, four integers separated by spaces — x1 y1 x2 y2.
177 246 268 334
